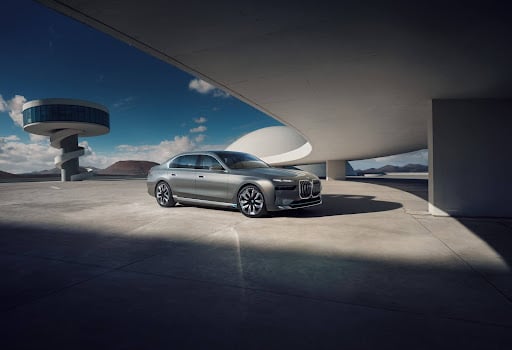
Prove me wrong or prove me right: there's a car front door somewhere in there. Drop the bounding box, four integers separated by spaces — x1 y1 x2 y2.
168 155 199 199
195 155 230 202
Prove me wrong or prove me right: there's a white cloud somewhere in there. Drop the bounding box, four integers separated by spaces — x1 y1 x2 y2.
0 135 59 174
189 79 215 94
213 90 230 98
0 129 222 173
86 135 197 167
194 116 207 124
112 96 134 109
0 95 7 112
1 135 20 141
190 125 207 133
80 135 226 169
29 134 48 143
0 94 27 127
188 78 230 98
194 134 206 143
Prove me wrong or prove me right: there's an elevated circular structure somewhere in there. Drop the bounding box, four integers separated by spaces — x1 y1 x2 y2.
22 98 110 181
226 126 311 166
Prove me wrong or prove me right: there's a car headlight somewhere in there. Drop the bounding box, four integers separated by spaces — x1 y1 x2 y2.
272 178 294 183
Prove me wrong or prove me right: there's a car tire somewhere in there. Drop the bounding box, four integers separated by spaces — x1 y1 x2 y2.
238 185 267 218
155 181 176 207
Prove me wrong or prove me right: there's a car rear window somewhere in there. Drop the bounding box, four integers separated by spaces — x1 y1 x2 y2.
170 155 198 169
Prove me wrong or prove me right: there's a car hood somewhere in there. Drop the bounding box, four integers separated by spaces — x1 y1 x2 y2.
238 167 316 179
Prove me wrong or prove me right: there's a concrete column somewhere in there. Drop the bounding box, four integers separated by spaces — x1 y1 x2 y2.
429 99 512 217
60 134 80 182
326 160 346 181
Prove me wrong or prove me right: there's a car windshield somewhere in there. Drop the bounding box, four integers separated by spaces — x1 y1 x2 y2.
215 151 270 169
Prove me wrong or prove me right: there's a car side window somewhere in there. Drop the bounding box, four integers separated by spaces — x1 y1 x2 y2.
169 155 199 169
199 155 224 170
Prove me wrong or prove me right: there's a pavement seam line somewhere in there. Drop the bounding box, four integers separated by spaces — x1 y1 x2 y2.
411 215 512 305
0 251 107 269
116 267 512 330
0 218 249 314
0 251 164 314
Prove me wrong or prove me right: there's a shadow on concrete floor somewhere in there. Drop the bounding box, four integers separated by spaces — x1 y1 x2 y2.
347 177 428 201
1 222 512 349
344 178 512 284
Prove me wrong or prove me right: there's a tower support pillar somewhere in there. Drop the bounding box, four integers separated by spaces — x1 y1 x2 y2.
59 134 80 182
326 160 346 181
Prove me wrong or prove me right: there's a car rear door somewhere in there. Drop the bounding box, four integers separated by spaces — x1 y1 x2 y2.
168 155 199 199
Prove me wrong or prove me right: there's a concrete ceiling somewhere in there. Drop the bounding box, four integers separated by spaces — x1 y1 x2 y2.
39 0 512 163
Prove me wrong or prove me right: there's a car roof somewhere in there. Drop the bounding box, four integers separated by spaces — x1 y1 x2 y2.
171 150 248 157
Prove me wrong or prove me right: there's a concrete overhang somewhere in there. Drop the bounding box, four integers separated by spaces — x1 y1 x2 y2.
38 0 512 163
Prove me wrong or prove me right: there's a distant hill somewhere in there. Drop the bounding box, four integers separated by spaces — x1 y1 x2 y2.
0 170 19 179
28 168 60 175
27 166 100 176
17 161 157 177
356 164 428 174
97 160 158 176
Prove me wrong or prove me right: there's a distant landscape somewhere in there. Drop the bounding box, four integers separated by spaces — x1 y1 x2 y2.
354 164 428 175
1 161 428 180
0 160 158 179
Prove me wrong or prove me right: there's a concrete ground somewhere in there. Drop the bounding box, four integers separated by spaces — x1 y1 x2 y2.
0 178 511 349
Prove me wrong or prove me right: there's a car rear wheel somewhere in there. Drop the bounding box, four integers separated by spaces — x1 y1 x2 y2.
155 181 176 207
238 185 267 218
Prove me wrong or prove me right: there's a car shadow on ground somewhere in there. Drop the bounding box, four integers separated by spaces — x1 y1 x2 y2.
174 194 402 218
347 177 428 200
271 194 403 218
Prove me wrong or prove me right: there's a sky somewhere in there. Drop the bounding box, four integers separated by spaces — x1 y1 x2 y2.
0 0 427 174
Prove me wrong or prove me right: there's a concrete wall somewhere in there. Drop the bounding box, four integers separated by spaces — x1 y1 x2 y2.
429 99 512 217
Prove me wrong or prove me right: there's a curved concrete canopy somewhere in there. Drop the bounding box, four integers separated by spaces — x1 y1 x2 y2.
226 126 311 165
38 0 512 163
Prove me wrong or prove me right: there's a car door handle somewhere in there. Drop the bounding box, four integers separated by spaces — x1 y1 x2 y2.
171 173 176 176
198 175 204 178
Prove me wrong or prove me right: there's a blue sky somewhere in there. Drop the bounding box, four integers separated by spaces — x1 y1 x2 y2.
0 0 427 173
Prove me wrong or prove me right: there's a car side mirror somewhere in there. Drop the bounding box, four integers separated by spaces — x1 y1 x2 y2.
209 165 225 171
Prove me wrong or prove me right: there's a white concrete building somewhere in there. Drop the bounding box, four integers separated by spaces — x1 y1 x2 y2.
22 98 110 181
37 1 512 217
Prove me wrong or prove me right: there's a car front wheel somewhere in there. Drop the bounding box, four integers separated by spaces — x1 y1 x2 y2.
155 181 176 207
238 185 267 218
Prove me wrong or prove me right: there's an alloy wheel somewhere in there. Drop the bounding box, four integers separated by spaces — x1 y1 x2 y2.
156 182 174 207
238 186 266 217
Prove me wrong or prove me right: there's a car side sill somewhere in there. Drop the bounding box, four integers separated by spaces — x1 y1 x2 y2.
174 195 237 209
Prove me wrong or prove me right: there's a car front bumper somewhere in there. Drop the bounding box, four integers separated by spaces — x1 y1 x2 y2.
274 195 322 210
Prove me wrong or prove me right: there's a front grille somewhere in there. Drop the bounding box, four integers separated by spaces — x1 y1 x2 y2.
312 180 321 196
299 180 313 199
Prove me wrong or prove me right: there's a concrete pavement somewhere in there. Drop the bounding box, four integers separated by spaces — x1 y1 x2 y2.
0 179 511 349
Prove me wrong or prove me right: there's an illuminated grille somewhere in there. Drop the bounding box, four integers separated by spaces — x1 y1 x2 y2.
299 180 313 198
312 180 321 196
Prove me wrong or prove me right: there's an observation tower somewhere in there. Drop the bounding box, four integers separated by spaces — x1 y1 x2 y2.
22 99 110 181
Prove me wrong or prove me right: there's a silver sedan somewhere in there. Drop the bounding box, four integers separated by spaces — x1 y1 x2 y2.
147 151 322 217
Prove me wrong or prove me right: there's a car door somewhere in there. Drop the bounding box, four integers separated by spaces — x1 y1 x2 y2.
168 154 199 199
195 155 230 202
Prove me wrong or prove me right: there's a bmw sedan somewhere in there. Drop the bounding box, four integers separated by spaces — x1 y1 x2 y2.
147 151 322 217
